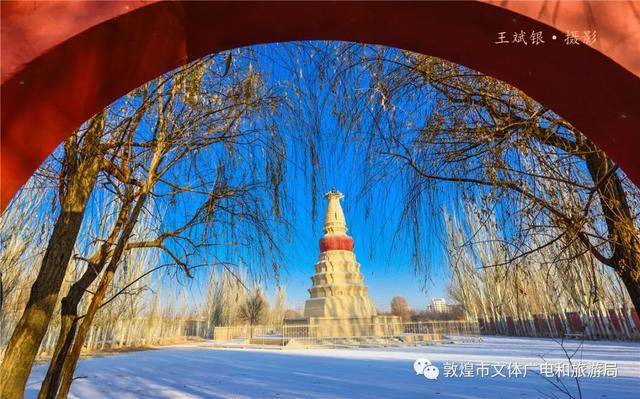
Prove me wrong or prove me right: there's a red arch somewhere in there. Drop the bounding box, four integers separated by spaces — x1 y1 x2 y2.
2 1 640 210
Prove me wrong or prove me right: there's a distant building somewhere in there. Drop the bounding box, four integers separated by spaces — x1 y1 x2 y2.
429 298 449 313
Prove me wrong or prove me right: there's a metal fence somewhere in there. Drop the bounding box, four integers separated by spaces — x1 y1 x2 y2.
478 308 640 340
212 320 480 347
1 319 479 360
4 308 635 360
1 318 215 359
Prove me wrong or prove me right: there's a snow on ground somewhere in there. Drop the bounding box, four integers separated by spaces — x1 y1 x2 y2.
26 336 640 399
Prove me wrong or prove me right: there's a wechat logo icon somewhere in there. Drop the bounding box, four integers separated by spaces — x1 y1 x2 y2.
413 358 440 380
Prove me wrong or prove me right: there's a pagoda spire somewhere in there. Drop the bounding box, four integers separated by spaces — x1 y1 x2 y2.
323 189 347 235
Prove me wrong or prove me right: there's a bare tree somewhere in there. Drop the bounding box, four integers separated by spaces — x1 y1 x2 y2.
268 286 287 325
445 204 633 337
205 268 249 327
390 295 412 321
239 288 268 327
284 309 302 320
0 183 53 345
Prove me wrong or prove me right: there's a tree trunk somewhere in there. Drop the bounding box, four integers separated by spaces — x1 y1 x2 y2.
56 195 147 399
0 113 105 399
38 268 106 399
618 269 640 314
39 199 132 399
37 316 78 399
55 268 116 399
585 148 640 314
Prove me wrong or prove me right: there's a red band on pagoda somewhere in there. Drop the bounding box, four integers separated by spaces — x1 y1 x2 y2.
319 235 354 252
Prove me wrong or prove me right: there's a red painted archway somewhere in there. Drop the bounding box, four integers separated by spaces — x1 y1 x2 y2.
2 1 640 210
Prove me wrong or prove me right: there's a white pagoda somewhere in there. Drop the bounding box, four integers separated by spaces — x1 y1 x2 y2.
294 189 401 337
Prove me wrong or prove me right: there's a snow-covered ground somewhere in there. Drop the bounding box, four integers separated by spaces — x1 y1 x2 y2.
26 336 640 398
